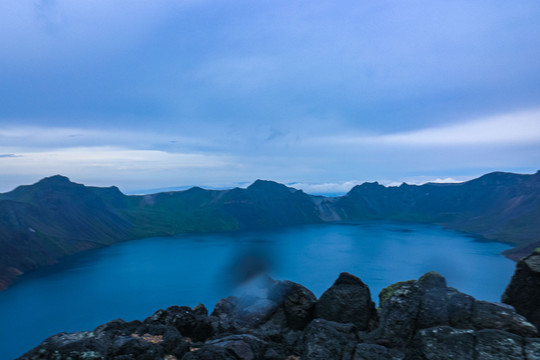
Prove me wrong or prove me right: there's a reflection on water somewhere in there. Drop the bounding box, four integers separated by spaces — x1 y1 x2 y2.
0 222 515 359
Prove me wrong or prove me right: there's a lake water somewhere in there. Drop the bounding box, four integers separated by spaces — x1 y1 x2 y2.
0 222 516 359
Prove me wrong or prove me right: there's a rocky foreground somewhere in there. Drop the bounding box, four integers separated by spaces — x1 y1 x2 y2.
20 250 540 360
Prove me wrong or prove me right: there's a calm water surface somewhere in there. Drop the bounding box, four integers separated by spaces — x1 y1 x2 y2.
0 222 515 359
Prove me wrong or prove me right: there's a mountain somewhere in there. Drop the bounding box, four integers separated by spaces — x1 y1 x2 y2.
1 171 539 290
0 176 320 289
336 171 540 258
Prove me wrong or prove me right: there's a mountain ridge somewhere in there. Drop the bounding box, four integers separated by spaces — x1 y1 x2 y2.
1 170 539 290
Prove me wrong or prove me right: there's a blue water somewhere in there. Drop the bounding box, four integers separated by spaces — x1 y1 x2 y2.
0 222 515 359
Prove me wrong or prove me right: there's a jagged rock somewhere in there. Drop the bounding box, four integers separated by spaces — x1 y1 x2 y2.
18 263 540 360
446 287 475 328
503 248 540 330
302 318 357 360
472 301 538 337
525 338 540 360
144 305 213 342
212 296 240 317
268 280 317 330
203 334 268 360
353 343 405 360
237 297 279 324
315 272 378 331
369 279 424 346
18 319 187 360
181 345 237 360
414 326 475 360
475 329 525 360
379 280 416 307
370 271 538 348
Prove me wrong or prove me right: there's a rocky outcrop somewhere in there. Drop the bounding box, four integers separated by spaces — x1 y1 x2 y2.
503 248 540 331
315 272 378 331
19 265 540 360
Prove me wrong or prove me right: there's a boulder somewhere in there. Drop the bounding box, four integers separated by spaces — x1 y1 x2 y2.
18 319 188 360
369 279 424 345
414 326 475 360
503 248 540 331
475 329 525 360
268 280 317 330
145 304 213 342
472 301 538 337
353 343 405 360
315 272 378 331
302 318 357 360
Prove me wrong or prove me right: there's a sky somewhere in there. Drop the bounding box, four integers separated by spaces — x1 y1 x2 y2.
1 1 540 194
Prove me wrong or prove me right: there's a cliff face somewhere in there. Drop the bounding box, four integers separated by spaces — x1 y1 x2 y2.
19 252 540 360
1 170 540 290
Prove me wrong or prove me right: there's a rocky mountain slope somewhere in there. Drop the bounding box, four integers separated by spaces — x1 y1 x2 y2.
19 249 540 360
1 170 539 289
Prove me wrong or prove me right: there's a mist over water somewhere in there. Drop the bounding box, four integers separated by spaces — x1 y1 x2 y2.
0 222 515 359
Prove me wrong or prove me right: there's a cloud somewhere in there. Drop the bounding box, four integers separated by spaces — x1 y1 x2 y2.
0 146 229 171
0 125 214 152
317 109 540 147
382 177 468 187
0 154 18 158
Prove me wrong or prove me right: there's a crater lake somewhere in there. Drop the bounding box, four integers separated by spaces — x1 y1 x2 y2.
0 222 516 359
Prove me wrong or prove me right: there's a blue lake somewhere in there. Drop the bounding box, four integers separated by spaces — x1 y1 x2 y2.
0 222 516 359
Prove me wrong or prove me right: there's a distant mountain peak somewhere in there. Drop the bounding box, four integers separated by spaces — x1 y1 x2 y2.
37 175 73 185
248 179 288 190
347 181 384 194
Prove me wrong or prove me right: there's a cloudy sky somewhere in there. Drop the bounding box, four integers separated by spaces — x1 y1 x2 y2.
1 1 539 194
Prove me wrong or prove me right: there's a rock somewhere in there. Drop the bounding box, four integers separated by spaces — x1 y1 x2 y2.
18 268 540 360
353 343 405 360
145 305 213 342
414 326 475 360
525 338 540 360
315 272 378 331
417 271 447 289
379 280 416 307
446 287 475 328
302 318 357 360
181 345 237 360
472 301 538 337
475 329 525 360
268 280 317 330
18 319 188 360
369 279 424 345
237 298 279 325
503 248 540 331
204 334 267 360
211 296 240 317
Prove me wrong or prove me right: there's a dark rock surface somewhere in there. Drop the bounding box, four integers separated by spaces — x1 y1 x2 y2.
19 253 540 360
315 272 378 331
503 248 540 330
